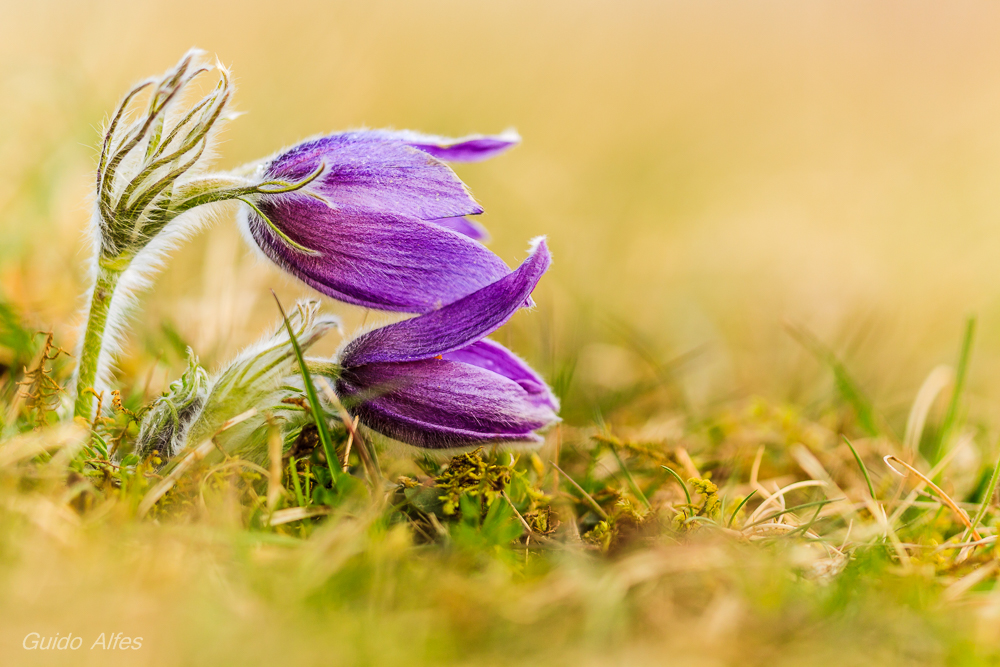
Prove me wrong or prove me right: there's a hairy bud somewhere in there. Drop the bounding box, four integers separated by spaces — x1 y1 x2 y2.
133 352 209 460
142 301 339 463
94 49 237 264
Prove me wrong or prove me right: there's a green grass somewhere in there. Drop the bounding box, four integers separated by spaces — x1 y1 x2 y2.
2 309 1000 666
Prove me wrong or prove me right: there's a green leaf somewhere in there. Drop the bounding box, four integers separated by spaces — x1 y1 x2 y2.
272 293 340 489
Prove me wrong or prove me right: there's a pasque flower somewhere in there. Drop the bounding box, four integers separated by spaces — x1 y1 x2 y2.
331 239 559 450
235 129 521 313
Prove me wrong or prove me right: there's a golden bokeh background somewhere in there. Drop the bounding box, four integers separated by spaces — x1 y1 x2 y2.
5 0 1000 428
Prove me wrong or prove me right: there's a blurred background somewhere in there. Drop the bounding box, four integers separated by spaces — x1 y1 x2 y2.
5 0 1000 432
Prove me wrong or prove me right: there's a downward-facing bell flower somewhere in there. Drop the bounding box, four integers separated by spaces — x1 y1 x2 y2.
331 239 559 450
235 129 521 313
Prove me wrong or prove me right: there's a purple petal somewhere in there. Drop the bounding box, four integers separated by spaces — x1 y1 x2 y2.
394 129 521 163
431 216 489 241
336 357 557 449
340 238 550 366
265 132 482 220
443 339 559 411
243 195 511 313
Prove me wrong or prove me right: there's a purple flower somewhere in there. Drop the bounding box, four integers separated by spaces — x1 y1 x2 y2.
238 129 518 313
333 239 559 450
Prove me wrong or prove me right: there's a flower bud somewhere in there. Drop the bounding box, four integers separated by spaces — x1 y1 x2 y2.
180 300 339 462
133 352 209 460
94 49 238 264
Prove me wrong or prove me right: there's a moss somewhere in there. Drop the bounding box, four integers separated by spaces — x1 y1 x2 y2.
671 477 722 532
434 449 511 517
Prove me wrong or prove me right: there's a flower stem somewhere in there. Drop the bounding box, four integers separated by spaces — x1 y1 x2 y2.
74 266 121 419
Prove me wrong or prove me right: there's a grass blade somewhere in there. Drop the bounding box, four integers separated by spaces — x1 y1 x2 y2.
661 465 692 505
272 293 339 486
608 443 650 509
288 456 306 508
743 498 844 529
785 322 879 437
551 460 609 520
843 435 876 500
727 489 757 527
969 442 1000 537
935 316 976 463
884 454 981 541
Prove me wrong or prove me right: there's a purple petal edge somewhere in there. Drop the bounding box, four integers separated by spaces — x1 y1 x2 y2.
405 130 521 163
339 238 550 366
431 216 489 241
367 129 520 163
443 339 559 412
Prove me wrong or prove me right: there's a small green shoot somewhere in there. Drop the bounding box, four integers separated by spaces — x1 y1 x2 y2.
843 435 877 501
727 489 757 528
661 465 692 506
288 456 306 507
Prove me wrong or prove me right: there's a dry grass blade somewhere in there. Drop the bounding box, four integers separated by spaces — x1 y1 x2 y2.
551 460 609 520
0 423 87 468
904 365 952 457
749 445 769 498
942 561 998 603
674 447 701 479
267 423 283 510
887 432 973 528
791 445 859 522
266 506 332 526
932 536 998 552
743 521 800 538
748 480 826 523
342 415 359 472
884 454 981 541
744 498 843 530
500 489 554 545
316 377 380 485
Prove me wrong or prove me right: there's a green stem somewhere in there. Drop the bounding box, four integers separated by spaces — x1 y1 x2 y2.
74 266 122 419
